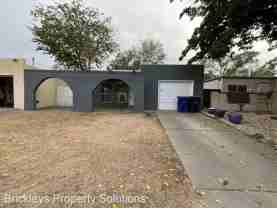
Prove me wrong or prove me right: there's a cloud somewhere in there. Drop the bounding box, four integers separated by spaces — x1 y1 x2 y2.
0 0 275 68
0 0 197 68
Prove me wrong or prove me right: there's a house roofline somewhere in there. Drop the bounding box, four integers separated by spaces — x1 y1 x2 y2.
205 76 277 82
141 64 203 67
24 69 142 74
205 77 222 82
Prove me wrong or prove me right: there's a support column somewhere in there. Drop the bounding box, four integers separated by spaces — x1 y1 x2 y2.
74 87 92 112
134 81 145 112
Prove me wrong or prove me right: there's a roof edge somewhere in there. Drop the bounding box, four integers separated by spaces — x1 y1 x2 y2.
205 76 277 82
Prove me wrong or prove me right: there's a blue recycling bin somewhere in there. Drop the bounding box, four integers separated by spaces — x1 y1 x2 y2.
177 96 189 113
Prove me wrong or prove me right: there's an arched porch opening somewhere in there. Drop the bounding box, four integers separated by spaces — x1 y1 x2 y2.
35 78 74 111
92 79 134 111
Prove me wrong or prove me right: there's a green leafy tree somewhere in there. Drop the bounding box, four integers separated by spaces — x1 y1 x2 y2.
251 57 277 77
31 0 118 71
140 39 166 64
110 47 141 70
171 0 277 63
204 70 217 80
110 39 166 69
202 51 260 77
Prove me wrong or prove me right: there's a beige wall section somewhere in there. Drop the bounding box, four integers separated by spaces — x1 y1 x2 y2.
36 79 58 108
36 78 73 108
0 58 25 109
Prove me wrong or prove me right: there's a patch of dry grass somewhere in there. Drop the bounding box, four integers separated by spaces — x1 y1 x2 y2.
0 111 192 208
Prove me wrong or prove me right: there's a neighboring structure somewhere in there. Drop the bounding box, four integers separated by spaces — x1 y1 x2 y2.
0 58 72 110
0 58 204 112
0 59 30 109
204 77 277 113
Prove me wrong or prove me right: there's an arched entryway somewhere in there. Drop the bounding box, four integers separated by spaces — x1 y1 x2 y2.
93 79 134 111
35 78 74 110
25 70 144 112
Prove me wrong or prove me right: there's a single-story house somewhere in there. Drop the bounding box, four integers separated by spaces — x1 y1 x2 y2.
0 58 204 112
204 76 277 113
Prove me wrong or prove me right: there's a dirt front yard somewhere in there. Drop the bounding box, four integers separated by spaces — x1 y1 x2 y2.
0 111 192 208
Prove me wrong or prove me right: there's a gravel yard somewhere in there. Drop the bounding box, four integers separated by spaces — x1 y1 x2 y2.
227 113 277 144
0 111 192 208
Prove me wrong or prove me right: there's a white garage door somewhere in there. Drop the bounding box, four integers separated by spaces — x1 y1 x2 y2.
57 86 73 107
158 80 194 110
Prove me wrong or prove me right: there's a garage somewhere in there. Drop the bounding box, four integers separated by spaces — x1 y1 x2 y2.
158 80 194 110
0 76 14 108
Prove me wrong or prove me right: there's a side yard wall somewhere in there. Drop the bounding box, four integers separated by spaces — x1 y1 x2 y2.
210 92 262 111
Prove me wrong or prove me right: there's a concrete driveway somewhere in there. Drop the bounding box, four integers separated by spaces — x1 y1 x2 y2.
158 112 277 208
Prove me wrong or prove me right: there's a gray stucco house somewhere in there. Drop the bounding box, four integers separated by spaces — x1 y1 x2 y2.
24 64 204 112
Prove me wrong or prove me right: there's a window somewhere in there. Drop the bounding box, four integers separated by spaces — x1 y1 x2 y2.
238 85 247 93
228 85 247 93
228 85 237 92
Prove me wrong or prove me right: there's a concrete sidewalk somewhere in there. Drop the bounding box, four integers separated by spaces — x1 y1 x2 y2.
158 112 277 208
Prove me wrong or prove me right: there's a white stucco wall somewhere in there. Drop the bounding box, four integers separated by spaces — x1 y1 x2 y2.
0 58 25 109
209 78 276 112
204 78 223 90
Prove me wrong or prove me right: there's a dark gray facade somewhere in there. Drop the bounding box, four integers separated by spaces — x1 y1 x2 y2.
142 65 204 110
24 65 203 112
24 70 144 112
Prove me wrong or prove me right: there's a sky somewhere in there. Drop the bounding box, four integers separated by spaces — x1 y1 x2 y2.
0 0 276 69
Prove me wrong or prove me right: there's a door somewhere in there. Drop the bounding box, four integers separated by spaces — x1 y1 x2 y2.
158 80 194 110
203 90 211 108
57 86 73 107
0 76 14 108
